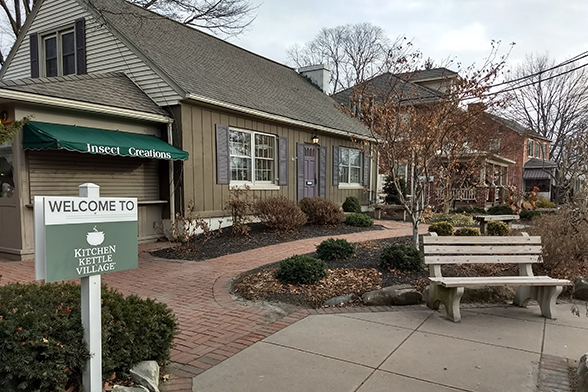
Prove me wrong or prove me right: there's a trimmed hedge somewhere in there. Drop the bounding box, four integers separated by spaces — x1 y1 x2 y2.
316 238 356 261
455 227 481 236
342 196 362 213
519 209 541 221
345 213 373 227
275 255 328 285
487 221 510 236
428 222 454 236
380 244 422 271
0 282 178 392
487 205 514 215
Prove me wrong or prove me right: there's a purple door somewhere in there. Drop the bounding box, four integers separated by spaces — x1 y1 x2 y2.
303 144 317 198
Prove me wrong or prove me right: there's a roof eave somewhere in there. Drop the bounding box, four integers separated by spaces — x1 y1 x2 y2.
185 93 376 142
0 88 172 123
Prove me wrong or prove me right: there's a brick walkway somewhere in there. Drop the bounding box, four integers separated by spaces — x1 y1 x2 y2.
0 220 427 391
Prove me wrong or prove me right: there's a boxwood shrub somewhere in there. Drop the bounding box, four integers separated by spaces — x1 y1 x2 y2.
345 213 374 227
316 238 356 261
380 244 422 271
342 196 362 213
275 255 328 285
487 205 514 215
519 209 541 221
487 221 510 236
0 282 178 392
454 227 481 236
428 222 454 236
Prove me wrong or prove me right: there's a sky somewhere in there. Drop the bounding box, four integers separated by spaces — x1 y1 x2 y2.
228 0 588 71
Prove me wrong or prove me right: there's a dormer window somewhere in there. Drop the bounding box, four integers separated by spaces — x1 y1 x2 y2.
43 29 75 77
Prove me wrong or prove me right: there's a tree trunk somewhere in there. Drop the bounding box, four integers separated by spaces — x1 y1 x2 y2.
412 220 420 249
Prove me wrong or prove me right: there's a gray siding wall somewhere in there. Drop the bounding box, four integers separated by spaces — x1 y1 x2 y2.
2 0 181 105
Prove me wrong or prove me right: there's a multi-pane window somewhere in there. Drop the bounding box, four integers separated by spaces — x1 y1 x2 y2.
527 140 534 157
535 142 541 158
339 147 361 185
229 129 275 184
43 30 75 77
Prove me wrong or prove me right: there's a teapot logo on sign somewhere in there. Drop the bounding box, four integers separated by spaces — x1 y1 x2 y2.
74 225 117 276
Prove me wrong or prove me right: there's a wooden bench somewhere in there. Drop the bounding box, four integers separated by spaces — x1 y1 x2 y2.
423 232 571 322
473 215 520 235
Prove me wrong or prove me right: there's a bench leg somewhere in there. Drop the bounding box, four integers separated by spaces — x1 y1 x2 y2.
513 286 563 319
427 284 464 322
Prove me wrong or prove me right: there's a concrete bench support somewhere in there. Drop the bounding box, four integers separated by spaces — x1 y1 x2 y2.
427 285 465 322
513 285 564 319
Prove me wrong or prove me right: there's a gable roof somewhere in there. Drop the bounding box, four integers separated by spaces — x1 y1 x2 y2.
333 72 444 107
0 72 167 116
82 0 370 138
484 113 551 142
396 67 458 83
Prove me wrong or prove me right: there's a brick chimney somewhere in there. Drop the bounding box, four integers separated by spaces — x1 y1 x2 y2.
298 64 331 94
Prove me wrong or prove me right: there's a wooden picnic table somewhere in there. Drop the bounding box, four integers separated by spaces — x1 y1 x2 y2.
473 214 520 235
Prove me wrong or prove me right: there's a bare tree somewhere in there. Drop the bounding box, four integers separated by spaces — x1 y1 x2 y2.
345 42 511 247
287 23 413 93
0 0 257 65
503 53 588 202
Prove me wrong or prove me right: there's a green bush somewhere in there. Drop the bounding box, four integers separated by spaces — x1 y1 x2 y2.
380 244 422 271
254 196 307 232
342 196 362 213
519 209 542 221
535 195 556 209
275 255 328 285
429 213 474 226
383 176 407 204
455 227 481 236
0 282 178 392
452 206 485 214
316 238 356 261
428 222 454 236
345 213 373 227
487 205 514 215
487 221 510 236
299 197 344 226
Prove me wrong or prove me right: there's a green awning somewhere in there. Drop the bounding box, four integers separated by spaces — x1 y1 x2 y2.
23 121 188 160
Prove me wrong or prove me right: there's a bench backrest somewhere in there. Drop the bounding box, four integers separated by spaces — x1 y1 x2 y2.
423 234 542 266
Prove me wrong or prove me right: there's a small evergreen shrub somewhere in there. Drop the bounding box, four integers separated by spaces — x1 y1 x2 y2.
254 196 307 232
428 222 454 236
519 209 542 221
275 255 328 285
299 197 344 226
429 213 474 226
345 213 374 227
0 282 178 392
380 244 422 271
455 227 481 236
342 196 362 213
535 195 556 209
487 221 510 236
487 205 514 215
383 176 407 204
452 206 485 214
316 238 356 261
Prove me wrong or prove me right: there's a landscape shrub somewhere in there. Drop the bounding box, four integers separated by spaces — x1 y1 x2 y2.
454 227 481 236
428 222 454 236
170 200 217 250
487 205 514 215
0 282 178 392
383 176 407 204
225 186 256 236
535 195 556 209
316 238 356 261
254 196 307 232
486 221 510 236
342 196 362 213
429 213 474 226
452 206 485 214
380 244 422 271
519 209 542 221
345 213 374 227
299 197 344 226
275 255 328 285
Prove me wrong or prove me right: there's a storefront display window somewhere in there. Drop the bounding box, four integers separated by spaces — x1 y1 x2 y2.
0 142 14 198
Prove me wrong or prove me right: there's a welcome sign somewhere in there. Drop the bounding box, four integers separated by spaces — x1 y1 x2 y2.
35 196 138 282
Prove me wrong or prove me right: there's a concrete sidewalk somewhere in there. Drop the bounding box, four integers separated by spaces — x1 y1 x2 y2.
190 304 586 392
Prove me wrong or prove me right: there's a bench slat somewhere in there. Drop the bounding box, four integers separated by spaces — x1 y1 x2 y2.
424 245 542 255
430 276 572 287
425 255 541 264
423 236 541 245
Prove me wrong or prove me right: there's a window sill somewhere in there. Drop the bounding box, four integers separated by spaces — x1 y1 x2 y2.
230 184 280 191
338 184 364 190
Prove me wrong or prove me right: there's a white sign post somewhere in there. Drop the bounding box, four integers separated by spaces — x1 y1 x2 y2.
34 183 138 392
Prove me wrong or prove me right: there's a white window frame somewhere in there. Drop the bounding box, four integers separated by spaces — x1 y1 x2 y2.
229 128 278 188
339 146 362 186
41 27 75 77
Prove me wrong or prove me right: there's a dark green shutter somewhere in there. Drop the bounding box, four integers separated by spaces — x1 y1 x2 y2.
216 124 230 185
75 18 86 74
30 34 39 78
278 136 288 186
332 145 339 186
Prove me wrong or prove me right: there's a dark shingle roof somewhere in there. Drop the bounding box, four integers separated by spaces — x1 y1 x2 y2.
0 72 167 116
88 0 370 137
396 67 458 83
333 72 444 107
524 158 557 169
485 113 550 141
